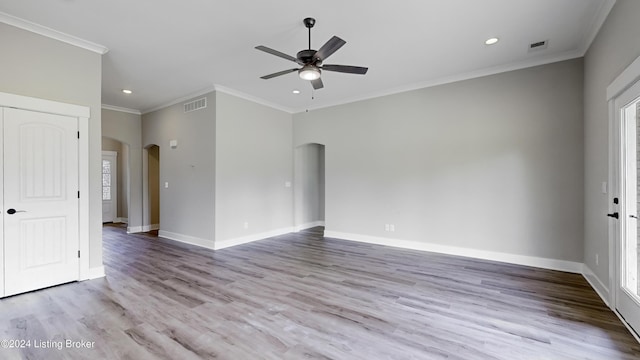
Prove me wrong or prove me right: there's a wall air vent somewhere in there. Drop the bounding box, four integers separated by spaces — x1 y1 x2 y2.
184 97 207 113
528 40 548 52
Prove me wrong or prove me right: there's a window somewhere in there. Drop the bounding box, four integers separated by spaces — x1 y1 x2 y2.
102 160 111 201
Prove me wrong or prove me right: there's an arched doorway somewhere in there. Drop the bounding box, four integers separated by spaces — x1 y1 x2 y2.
143 144 160 232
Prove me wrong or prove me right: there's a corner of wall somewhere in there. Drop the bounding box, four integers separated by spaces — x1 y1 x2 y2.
581 264 611 308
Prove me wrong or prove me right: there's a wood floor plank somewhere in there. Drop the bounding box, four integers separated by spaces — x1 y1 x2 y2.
1 223 639 359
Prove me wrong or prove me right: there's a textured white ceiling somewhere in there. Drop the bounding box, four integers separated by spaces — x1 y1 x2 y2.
0 0 615 113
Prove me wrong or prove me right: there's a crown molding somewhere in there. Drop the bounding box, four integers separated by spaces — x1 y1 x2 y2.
213 84 294 114
292 49 584 113
143 85 294 115
0 11 108 55
102 104 142 115
578 0 616 55
144 48 586 117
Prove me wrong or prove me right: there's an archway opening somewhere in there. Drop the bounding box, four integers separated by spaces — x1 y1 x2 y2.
294 143 326 232
144 144 160 233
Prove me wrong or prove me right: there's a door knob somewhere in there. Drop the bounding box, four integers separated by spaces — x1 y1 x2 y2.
6 208 26 215
631 215 638 219
607 212 619 219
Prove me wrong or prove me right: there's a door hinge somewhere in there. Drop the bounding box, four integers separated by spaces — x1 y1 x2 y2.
77 191 80 198
78 250 80 258
77 131 80 139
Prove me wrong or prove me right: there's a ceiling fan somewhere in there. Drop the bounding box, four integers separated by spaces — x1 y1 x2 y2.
255 17 368 90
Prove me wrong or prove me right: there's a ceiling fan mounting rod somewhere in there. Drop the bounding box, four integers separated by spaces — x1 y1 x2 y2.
303 17 316 50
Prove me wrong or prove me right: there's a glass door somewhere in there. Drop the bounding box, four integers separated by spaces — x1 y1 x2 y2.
617 80 640 335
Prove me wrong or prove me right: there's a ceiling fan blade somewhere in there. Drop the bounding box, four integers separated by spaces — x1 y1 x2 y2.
314 36 346 62
322 64 368 75
260 68 299 79
255 46 298 63
311 78 324 90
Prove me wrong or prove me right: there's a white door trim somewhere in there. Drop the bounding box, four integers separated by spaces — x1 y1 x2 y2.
608 54 640 332
608 54 640 307
608 55 640 102
0 91 92 282
0 109 4 296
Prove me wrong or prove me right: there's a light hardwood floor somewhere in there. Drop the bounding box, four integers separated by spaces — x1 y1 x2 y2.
1 224 639 359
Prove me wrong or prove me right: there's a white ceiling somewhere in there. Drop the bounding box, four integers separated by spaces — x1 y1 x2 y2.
0 0 615 114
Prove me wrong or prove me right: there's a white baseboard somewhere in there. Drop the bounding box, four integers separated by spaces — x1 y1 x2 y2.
614 309 640 344
582 267 640 344
581 264 611 308
295 221 325 232
127 224 159 233
127 226 142 233
144 224 160 231
81 266 105 281
214 227 295 250
324 231 583 274
158 230 215 250
115 217 128 224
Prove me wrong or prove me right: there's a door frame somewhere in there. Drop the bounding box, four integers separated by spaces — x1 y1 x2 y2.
611 80 640 332
102 150 118 223
0 109 4 296
0 92 91 281
608 54 640 339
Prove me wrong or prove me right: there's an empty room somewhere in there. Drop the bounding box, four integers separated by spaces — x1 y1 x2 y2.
2 0 640 359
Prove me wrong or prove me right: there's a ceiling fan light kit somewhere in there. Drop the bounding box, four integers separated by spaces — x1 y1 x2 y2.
299 65 321 80
255 17 368 90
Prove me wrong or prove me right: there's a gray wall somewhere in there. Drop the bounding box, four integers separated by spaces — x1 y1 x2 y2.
0 23 103 269
294 59 584 262
584 0 640 288
142 93 216 243
294 143 325 227
215 91 293 243
102 108 143 226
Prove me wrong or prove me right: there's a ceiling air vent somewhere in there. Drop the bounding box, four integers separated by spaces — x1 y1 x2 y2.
528 40 548 52
184 97 207 113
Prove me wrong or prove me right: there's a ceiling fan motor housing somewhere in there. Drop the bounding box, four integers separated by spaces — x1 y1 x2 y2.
297 49 317 64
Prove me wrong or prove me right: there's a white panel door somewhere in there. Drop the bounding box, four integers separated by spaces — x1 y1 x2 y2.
3 107 79 297
102 151 117 223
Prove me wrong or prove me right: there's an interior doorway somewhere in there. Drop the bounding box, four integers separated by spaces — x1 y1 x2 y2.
101 151 117 223
144 144 160 232
294 143 326 231
101 137 131 224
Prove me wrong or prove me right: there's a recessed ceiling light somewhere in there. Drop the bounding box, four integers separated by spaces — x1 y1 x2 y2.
292 89 301 94
122 89 133 94
485 37 499 45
